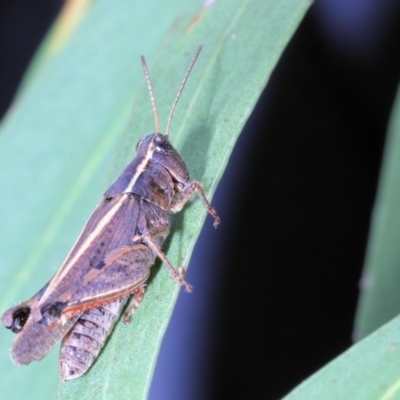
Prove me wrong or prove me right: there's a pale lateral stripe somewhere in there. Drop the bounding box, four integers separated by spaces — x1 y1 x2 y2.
38 195 128 306
123 142 155 194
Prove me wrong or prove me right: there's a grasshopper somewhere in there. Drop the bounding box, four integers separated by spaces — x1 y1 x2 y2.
2 45 219 380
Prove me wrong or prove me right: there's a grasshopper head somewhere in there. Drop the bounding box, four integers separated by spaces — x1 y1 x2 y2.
150 133 190 185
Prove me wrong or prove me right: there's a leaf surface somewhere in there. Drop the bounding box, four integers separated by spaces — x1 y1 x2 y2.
284 315 400 400
354 86 400 339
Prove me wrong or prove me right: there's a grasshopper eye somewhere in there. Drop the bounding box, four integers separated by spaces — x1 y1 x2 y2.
154 134 173 154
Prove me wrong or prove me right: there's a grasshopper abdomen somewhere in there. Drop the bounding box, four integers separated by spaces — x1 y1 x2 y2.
59 297 129 380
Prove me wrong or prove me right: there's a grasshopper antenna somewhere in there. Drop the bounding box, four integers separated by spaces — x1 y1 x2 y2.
165 44 203 139
141 55 161 134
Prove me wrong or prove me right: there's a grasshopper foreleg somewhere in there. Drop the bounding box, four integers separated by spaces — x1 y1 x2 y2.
170 181 220 227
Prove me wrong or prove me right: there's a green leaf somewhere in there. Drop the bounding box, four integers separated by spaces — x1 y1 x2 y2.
354 85 400 339
283 315 400 400
0 0 310 399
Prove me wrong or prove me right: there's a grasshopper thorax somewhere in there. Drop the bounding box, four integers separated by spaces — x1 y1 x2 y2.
104 133 189 211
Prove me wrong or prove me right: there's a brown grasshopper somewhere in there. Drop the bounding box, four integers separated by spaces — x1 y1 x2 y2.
2 45 219 380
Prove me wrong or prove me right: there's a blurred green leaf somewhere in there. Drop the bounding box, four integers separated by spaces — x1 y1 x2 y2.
283 315 400 400
354 85 400 339
0 0 310 399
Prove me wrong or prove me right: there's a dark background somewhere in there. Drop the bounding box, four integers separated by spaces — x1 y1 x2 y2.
1 1 400 399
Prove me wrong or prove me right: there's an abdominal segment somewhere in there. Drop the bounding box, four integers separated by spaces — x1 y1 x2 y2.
59 297 129 381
